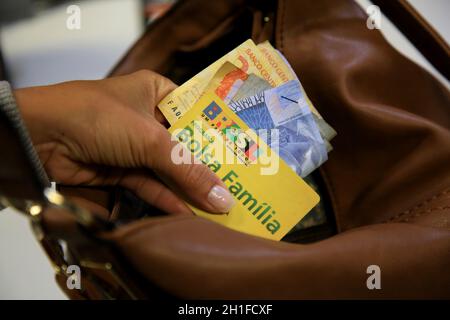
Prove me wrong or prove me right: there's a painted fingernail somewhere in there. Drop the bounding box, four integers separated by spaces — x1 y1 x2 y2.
207 185 235 213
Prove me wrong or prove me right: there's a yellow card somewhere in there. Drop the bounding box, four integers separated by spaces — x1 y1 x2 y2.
169 92 320 241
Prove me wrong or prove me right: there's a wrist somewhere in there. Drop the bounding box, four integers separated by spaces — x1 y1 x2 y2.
14 86 59 146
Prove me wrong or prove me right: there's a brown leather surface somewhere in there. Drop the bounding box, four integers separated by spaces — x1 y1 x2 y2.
110 0 250 78
57 0 450 298
106 215 450 299
276 0 450 232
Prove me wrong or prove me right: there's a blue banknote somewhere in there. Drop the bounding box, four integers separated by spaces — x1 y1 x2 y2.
228 80 327 177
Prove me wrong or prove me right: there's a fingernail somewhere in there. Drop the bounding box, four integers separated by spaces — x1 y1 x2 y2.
207 185 235 213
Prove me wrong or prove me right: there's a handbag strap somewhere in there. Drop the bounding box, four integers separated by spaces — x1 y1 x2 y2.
371 0 450 80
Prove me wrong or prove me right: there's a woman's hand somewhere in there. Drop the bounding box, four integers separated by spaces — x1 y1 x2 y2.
14 70 234 215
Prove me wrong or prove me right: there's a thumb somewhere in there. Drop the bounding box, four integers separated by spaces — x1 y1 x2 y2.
144 119 235 214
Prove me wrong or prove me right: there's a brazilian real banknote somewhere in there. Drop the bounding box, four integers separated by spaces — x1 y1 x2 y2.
226 71 335 153
228 80 328 178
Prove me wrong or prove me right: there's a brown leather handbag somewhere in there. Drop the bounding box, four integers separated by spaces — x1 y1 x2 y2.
19 0 450 299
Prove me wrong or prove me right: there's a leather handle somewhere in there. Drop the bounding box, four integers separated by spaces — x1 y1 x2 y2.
371 0 450 80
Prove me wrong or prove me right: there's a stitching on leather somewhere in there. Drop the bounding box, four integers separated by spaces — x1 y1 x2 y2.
399 206 450 222
386 189 450 222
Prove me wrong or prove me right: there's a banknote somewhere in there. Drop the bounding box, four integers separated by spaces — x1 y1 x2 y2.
158 39 286 125
257 41 295 83
228 71 335 151
229 80 328 177
202 59 335 151
228 73 272 103
201 62 248 102
257 41 337 142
